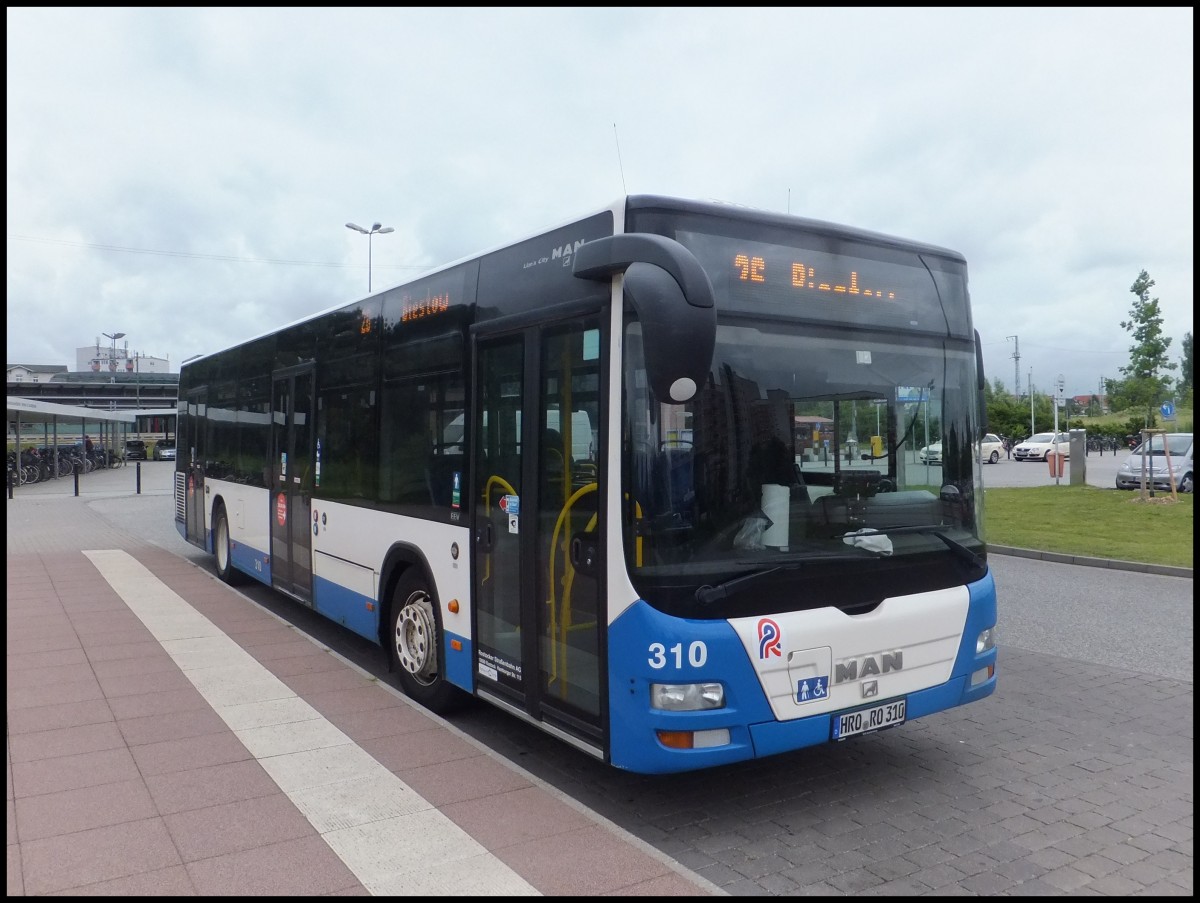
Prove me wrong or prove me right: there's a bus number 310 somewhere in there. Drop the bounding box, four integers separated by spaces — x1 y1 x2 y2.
648 641 708 669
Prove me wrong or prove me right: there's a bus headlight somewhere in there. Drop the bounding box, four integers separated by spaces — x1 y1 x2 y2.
976 626 997 654
650 682 725 711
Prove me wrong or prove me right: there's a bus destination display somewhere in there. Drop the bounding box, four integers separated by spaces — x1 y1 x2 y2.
733 253 898 301
675 229 965 333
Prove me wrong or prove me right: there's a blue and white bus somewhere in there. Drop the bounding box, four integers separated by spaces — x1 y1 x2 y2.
175 195 997 774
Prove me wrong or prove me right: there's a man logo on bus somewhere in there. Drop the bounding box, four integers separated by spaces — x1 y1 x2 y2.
834 651 903 684
757 618 781 659
551 238 587 267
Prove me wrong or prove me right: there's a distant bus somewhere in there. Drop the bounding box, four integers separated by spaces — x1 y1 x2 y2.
175 195 997 774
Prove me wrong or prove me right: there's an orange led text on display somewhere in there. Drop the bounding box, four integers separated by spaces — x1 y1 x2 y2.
734 254 766 283
400 292 452 322
733 255 896 300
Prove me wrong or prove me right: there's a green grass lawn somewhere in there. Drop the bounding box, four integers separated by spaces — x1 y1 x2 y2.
984 485 1194 568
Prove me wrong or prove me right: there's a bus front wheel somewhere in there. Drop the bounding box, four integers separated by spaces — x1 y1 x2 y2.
214 505 243 585
388 571 463 713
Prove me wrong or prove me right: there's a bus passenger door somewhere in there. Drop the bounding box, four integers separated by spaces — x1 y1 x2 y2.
271 365 315 605
472 317 606 748
471 335 526 705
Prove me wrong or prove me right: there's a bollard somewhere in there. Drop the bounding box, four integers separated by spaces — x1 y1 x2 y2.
74 461 81 497
136 460 142 494
7 465 13 499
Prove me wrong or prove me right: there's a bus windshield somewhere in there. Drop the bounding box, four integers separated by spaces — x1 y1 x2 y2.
623 318 984 617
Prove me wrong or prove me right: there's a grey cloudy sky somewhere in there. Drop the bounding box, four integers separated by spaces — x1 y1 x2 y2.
7 7 1193 397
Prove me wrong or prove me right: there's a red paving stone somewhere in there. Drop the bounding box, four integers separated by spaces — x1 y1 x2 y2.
7 474 721 896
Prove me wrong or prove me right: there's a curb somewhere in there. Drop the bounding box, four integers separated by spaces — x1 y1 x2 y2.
989 544 1193 579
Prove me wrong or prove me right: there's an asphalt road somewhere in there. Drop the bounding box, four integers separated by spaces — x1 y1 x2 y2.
20 461 1195 895
978 446 1132 490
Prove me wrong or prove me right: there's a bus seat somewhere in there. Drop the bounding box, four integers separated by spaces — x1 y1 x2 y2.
792 463 810 505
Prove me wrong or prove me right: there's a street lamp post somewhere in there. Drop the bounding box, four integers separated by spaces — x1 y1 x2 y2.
102 331 125 372
102 332 125 454
1029 368 1034 435
345 221 394 292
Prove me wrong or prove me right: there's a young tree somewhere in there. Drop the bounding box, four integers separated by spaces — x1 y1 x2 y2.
982 377 1026 438
1105 270 1176 426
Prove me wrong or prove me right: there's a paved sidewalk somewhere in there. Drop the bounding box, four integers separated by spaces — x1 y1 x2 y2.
7 461 1189 896
6 469 723 896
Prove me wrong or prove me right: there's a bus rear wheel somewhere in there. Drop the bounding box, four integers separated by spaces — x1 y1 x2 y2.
388 571 463 713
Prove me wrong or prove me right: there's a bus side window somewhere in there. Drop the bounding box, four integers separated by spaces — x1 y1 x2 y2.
426 452 464 507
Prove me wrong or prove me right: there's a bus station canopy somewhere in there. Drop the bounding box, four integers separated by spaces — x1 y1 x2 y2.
7 396 139 427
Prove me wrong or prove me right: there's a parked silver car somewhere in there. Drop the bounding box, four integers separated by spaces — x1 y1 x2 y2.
1115 433 1193 493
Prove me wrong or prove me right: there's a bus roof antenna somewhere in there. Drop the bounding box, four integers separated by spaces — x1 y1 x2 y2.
613 123 627 195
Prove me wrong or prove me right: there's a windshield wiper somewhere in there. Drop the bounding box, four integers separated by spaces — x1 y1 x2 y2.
695 566 786 605
693 549 884 605
856 524 985 569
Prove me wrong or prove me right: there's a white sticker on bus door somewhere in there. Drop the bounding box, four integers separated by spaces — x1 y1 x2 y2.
500 494 520 534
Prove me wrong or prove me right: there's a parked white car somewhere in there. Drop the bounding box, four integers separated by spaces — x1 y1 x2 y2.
918 442 942 465
919 433 1006 465
1012 432 1069 462
979 433 1005 464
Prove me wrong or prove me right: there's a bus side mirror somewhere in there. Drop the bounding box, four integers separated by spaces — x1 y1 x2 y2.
574 233 716 404
623 262 714 403
975 329 987 427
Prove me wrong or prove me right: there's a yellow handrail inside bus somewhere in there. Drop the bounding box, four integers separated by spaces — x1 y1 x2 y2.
546 481 597 695
482 475 517 584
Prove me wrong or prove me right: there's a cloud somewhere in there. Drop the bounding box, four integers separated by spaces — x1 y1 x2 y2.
7 7 1193 394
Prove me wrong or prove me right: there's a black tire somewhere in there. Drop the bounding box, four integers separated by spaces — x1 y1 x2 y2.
1180 472 1194 494
388 569 464 713
213 505 244 584
989 450 999 464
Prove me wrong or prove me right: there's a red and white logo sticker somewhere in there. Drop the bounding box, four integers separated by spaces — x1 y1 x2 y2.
276 493 287 526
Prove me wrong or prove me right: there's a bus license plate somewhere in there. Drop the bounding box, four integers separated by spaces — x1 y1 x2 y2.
832 699 906 740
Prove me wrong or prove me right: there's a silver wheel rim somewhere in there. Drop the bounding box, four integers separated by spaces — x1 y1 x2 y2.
395 590 438 686
216 517 229 571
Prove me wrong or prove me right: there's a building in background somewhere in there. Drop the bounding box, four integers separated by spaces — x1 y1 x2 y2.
8 338 179 426
1070 394 1110 415
6 364 68 384
77 336 171 375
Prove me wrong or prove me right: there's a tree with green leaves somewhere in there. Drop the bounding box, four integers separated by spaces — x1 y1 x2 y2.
1105 270 1176 427
982 377 1027 438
